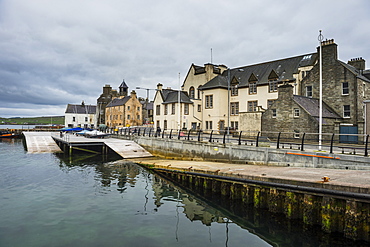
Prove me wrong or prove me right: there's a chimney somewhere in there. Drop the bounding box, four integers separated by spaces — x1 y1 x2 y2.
130 90 137 98
317 39 338 65
277 84 294 101
103 84 112 95
157 83 163 91
348 57 365 72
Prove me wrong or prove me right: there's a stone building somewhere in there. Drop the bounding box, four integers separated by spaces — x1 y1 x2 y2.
299 40 369 135
261 84 340 138
96 80 128 126
65 101 96 128
105 90 142 128
261 39 370 140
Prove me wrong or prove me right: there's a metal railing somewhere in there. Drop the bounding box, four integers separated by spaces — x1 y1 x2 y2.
106 127 370 157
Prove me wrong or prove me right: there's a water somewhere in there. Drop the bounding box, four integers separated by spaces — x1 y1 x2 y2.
0 139 368 247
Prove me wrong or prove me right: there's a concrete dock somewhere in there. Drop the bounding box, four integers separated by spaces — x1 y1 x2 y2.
23 132 152 158
23 132 62 153
131 157 370 195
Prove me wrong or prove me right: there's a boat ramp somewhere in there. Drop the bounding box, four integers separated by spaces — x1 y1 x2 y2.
23 132 152 158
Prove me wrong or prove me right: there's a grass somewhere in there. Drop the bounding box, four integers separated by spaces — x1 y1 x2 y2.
0 116 65 125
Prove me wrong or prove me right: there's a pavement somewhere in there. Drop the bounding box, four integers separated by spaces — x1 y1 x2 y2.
125 157 370 196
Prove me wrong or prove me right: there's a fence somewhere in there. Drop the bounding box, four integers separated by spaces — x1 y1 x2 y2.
106 127 370 157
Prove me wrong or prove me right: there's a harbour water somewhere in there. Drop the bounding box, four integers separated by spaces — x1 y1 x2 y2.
0 138 368 246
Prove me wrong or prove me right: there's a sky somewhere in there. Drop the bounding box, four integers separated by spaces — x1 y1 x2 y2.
1 0 369 118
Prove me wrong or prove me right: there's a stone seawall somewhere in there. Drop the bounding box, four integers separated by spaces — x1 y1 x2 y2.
130 136 370 170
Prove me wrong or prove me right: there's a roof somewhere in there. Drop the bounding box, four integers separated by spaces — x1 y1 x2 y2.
160 89 193 104
200 53 317 90
338 61 370 83
119 79 128 88
293 95 341 119
106 96 131 107
65 104 96 114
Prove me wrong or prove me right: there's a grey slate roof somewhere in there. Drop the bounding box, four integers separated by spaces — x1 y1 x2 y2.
293 95 340 119
160 89 193 104
200 53 317 90
106 96 131 107
338 61 370 83
65 104 96 114
119 79 128 89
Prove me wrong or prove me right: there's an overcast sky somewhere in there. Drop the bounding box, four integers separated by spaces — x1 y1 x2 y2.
1 0 369 118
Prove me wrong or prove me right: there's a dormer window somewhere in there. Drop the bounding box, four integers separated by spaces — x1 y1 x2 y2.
230 77 239 96
248 73 258 94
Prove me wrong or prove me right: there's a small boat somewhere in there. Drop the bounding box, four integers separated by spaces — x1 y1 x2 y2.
0 130 20 138
85 130 111 138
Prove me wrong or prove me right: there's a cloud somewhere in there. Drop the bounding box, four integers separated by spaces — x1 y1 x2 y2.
0 0 369 117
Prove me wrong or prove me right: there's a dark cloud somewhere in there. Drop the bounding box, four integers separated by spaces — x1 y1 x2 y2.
0 0 369 117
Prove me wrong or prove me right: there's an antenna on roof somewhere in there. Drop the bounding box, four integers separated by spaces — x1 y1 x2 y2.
211 48 213 64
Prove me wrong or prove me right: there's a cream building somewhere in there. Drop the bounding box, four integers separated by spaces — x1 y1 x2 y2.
154 52 317 132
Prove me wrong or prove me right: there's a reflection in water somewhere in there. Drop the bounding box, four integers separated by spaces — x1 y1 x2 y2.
50 152 370 246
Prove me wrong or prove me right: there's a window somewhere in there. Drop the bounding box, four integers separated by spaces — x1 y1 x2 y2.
272 109 277 118
269 81 277 92
231 121 239 130
156 105 160 115
294 108 300 117
164 105 168 115
127 115 130 120
189 87 195 98
342 82 349 95
248 101 258 112
171 103 175 114
267 99 276 108
231 84 238 96
137 106 140 111
85 117 88 122
230 102 239 115
197 104 201 112
343 105 350 118
127 106 130 110
249 82 257 94
205 95 213 109
197 86 202 99
73 117 75 122
306 86 312 97
164 120 167 129
137 115 140 120
184 104 189 115
205 121 213 130
294 131 300 139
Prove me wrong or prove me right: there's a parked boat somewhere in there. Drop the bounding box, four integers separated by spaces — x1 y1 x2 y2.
85 130 111 138
0 130 20 138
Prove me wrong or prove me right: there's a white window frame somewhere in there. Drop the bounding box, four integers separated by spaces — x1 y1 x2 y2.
343 105 350 118
294 108 300 118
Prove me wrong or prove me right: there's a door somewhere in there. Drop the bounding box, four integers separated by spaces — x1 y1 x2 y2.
339 126 358 143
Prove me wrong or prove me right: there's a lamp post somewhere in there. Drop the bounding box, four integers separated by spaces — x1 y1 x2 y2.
318 30 324 151
227 68 230 139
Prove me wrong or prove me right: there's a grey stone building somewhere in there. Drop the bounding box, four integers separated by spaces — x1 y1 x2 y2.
262 84 340 138
262 39 370 138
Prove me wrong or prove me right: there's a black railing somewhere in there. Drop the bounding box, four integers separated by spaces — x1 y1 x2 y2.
110 127 370 157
